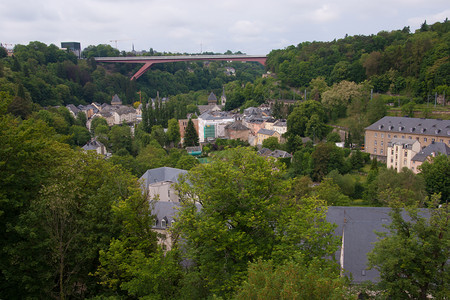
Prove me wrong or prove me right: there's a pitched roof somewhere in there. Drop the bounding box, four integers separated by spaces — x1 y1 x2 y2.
327 206 429 283
387 138 419 148
140 167 188 190
257 128 277 136
365 116 450 138
411 142 450 162
208 92 217 101
111 94 122 104
269 149 292 158
82 139 105 151
225 121 249 131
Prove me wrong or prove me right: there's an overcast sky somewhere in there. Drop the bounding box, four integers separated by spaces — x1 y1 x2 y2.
1 0 448 55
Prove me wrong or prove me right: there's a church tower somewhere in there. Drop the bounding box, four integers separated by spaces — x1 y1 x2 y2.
221 86 226 106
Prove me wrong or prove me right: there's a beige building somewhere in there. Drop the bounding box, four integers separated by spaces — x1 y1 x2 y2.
365 116 450 162
410 142 450 174
256 128 281 145
386 138 421 172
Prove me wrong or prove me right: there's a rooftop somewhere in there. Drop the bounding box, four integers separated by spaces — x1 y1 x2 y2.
365 116 450 137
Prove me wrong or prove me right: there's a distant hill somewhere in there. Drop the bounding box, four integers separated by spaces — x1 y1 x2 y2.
266 20 450 99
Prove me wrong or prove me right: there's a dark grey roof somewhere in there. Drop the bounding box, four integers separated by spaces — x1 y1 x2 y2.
208 92 217 101
111 94 122 104
365 116 450 137
411 142 450 162
82 139 105 151
327 206 429 283
273 119 287 127
140 167 188 190
269 149 292 158
257 148 273 156
225 121 249 131
257 128 277 136
152 201 201 229
66 104 79 114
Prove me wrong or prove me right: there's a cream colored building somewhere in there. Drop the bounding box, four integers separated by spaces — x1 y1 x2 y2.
386 138 421 172
365 117 450 162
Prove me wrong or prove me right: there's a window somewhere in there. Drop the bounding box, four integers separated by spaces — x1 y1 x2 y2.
381 141 384 146
391 158 393 163
168 189 170 198
404 151 407 157
388 134 391 138
432 138 435 142
391 150 394 155
375 133 378 137
409 136 412 139
394 135 397 138
161 219 166 228
380 149 384 154
403 159 407 165
381 133 384 138
440 139 443 143
424 138 427 142
154 219 158 227
374 148 377 154
374 140 377 145
402 136 405 139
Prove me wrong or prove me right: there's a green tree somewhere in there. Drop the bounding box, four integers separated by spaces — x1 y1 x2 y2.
174 147 340 298
167 118 181 147
183 118 199 147
368 200 450 299
419 154 450 202
150 125 167 148
109 125 132 154
287 100 327 138
234 258 350 300
262 136 280 150
70 124 91 146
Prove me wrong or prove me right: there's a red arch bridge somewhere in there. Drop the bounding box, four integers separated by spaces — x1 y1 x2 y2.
94 55 267 80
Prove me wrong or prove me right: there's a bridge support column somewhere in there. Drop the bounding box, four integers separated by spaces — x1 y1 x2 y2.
131 62 154 80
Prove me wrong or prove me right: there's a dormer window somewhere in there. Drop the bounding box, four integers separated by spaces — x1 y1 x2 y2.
410 127 415 132
399 126 404 131
154 218 158 227
161 218 167 228
421 128 426 133
389 126 394 130
435 129 441 134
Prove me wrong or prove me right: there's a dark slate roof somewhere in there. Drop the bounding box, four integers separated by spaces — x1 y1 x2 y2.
225 121 249 131
365 116 450 138
257 148 273 156
81 139 105 151
269 149 292 158
66 104 79 114
326 206 429 283
208 92 217 101
111 94 122 104
411 141 450 162
273 119 287 127
257 128 277 136
140 167 188 189
152 201 202 229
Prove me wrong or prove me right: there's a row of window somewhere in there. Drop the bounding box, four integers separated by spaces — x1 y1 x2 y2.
373 132 448 144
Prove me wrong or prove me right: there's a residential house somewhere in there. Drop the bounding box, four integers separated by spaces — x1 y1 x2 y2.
273 119 287 136
410 142 450 173
365 116 450 162
386 138 421 172
140 167 187 203
256 128 281 145
81 138 107 155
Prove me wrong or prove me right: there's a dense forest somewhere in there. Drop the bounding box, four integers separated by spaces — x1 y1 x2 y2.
267 20 450 99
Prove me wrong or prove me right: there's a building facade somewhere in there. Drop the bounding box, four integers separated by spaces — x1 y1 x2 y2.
365 116 450 161
386 138 421 172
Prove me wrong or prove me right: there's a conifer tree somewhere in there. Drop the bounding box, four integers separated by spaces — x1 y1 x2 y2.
184 119 199 147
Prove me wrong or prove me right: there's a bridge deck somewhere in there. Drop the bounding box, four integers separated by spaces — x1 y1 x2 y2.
94 55 267 80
